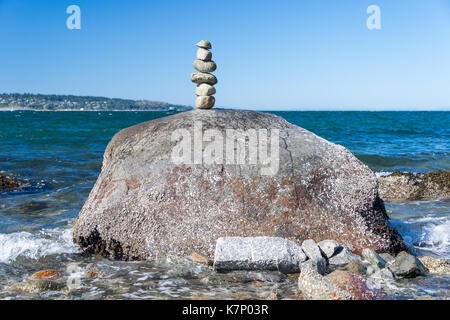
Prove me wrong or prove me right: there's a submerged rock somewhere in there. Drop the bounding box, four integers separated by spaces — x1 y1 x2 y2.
28 270 64 281
213 236 307 273
378 171 450 201
0 173 23 191
85 263 103 278
8 280 65 294
73 109 405 260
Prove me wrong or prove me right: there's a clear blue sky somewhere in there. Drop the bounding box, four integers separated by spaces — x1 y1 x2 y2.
1 0 449 110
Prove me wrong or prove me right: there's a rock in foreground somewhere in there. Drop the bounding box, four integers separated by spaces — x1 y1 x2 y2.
73 109 405 260
298 261 386 300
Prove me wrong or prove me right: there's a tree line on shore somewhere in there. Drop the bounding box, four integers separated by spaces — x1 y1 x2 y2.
0 93 192 111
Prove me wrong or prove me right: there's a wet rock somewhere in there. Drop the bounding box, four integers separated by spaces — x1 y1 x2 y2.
85 263 103 278
318 240 340 259
213 237 307 273
362 248 386 268
328 247 361 266
267 289 281 300
8 280 65 294
378 171 450 201
387 252 427 278
200 270 286 286
29 270 64 281
192 252 213 266
301 239 324 262
73 109 405 260
418 256 450 275
15 201 49 213
325 270 387 300
0 173 23 191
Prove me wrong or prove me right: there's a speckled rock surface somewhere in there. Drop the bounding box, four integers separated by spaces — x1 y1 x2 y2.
0 173 22 191
298 261 386 300
378 171 450 201
362 248 386 268
318 240 340 259
328 247 362 266
73 109 405 261
213 236 307 273
387 252 427 278
301 239 324 262
418 256 450 275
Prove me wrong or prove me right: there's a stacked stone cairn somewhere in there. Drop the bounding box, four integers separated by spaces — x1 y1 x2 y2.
191 40 217 109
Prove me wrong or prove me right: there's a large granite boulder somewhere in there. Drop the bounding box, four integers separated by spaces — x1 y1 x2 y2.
73 109 405 260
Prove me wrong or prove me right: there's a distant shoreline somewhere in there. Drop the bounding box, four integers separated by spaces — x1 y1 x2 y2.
0 108 187 112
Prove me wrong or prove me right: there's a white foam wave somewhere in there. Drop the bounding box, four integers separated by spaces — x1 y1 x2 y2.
417 219 450 257
0 227 77 263
375 171 393 177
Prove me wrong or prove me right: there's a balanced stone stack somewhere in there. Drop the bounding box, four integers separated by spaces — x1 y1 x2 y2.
191 40 217 109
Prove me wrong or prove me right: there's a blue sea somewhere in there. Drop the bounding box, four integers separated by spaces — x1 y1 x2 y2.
0 110 449 299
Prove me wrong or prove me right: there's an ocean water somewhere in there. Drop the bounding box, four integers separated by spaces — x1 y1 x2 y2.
0 110 448 299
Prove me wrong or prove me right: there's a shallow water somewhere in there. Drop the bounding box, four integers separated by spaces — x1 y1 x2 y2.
0 110 449 299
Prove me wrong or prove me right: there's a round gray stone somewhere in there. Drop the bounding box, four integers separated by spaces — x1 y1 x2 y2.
195 83 216 96
193 60 217 73
196 48 212 61
195 96 215 109
196 40 212 49
190 72 218 85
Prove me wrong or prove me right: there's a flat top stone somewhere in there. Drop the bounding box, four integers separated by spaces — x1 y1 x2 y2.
196 40 212 49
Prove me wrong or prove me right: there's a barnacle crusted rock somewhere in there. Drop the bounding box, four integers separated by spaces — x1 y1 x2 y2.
73 109 405 260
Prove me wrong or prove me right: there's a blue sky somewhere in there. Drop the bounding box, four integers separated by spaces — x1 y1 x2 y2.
0 0 449 110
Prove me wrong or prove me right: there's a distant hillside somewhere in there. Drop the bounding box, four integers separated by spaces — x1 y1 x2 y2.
0 93 192 111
